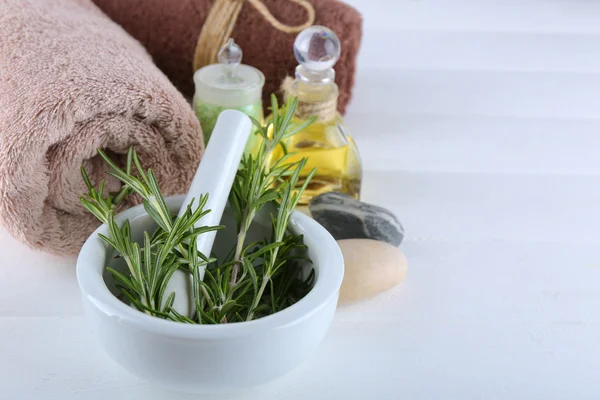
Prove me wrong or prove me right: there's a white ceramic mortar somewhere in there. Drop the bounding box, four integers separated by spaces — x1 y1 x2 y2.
76 111 344 394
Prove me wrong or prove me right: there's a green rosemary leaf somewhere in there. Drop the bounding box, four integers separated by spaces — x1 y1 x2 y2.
112 186 130 206
143 232 153 289
218 300 236 322
106 171 148 198
96 149 121 176
231 279 253 300
241 241 262 257
277 140 289 156
195 192 209 213
98 179 105 199
198 307 219 325
283 116 317 139
121 290 145 312
161 292 175 313
242 257 258 298
194 302 203 324
79 198 108 223
271 259 289 276
304 268 316 286
97 233 119 254
169 308 196 324
151 228 168 244
270 94 279 138
248 116 264 135
130 242 144 294
293 168 317 209
252 303 271 318
270 279 277 313
192 265 202 316
155 260 180 306
106 267 142 296
143 200 170 232
197 280 216 309
277 96 298 138
229 193 243 231
147 170 171 221
283 254 312 264
214 267 225 301
131 148 151 188
268 152 296 174
135 300 176 320
181 214 216 237
220 264 232 298
80 166 94 192
234 312 244 323
125 146 134 176
256 189 279 206
246 241 284 262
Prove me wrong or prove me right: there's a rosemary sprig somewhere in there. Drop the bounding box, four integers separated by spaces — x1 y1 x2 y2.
80 149 220 321
224 95 316 320
81 95 317 324
227 97 314 275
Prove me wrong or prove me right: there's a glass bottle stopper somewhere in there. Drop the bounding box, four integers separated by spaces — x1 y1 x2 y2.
293 26 341 84
217 38 243 83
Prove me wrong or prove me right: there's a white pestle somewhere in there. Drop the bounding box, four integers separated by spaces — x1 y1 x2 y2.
164 110 253 317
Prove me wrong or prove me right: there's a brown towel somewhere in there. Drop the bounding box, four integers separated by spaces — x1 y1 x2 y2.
0 0 203 255
92 0 362 114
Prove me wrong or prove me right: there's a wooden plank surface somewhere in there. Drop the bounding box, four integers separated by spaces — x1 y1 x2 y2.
2 0 600 398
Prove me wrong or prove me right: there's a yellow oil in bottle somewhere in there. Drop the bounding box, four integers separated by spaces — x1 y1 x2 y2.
265 114 362 205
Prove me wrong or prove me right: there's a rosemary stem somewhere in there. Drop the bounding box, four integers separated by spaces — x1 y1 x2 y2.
200 285 212 307
246 242 283 320
229 229 246 286
229 206 250 286
228 120 282 294
247 275 271 321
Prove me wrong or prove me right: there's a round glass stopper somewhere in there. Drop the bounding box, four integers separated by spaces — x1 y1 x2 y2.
218 38 243 66
217 38 243 82
293 26 341 72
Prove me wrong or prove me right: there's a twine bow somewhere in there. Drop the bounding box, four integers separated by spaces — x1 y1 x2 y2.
193 0 315 72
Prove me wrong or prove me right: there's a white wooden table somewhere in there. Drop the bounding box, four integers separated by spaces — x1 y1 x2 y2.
2 1 600 398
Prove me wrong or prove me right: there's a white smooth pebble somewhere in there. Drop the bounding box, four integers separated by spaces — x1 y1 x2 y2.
337 239 407 304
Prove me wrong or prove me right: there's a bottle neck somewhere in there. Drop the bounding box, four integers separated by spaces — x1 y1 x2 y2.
293 79 338 104
282 70 339 122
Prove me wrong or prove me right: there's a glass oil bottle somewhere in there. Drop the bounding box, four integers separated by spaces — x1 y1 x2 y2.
193 39 265 146
263 26 362 205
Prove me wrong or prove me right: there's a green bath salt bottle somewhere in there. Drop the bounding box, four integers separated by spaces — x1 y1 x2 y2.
193 39 265 146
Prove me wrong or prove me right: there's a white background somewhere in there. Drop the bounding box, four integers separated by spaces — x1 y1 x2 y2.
2 0 600 398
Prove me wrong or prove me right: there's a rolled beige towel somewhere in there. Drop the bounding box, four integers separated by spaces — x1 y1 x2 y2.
0 0 204 255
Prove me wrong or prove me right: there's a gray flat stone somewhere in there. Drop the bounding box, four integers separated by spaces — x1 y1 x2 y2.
309 192 404 247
